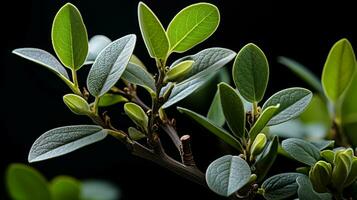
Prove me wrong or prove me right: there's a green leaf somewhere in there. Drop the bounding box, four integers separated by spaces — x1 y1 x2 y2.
167 3 220 53
207 90 225 127
138 2 169 59
322 38 356 102
52 3 88 70
121 62 156 94
282 138 321 166
81 180 120 200
177 107 243 151
262 87 313 125
331 150 352 190
233 43 269 102
250 133 267 157
63 94 90 115
309 160 332 193
311 140 335 150
86 35 112 64
98 94 128 107
170 47 236 82
130 54 146 69
249 104 280 140
87 34 136 97
296 176 333 200
254 136 279 182
300 94 331 128
6 164 51 200
50 176 81 200
278 56 323 94
165 60 194 83
321 150 335 164
128 127 146 140
261 173 301 200
345 158 357 187
219 83 245 138
124 103 148 132
206 155 251 197
28 125 107 162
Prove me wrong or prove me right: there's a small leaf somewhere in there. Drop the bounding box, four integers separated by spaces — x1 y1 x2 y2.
345 158 357 187
28 125 107 162
63 94 90 115
124 103 148 132
233 43 269 103
52 3 88 70
249 104 280 140
206 155 251 197
282 138 321 166
130 54 146 69
178 107 243 151
167 3 220 53
207 90 225 127
278 56 323 94
296 175 333 200
50 176 81 200
128 127 146 140
261 173 301 200
309 160 332 193
331 150 352 190
254 136 279 182
250 133 267 157
165 60 194 82
81 180 120 200
138 2 169 59
87 34 136 97
322 38 356 102
262 87 313 125
98 94 128 107
219 83 245 138
6 164 51 200
321 150 334 164
86 35 112 63
122 62 156 93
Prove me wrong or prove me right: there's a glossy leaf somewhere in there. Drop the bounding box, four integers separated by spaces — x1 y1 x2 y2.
262 87 313 125
167 3 220 53
233 43 269 102
6 164 51 200
87 34 136 97
51 176 81 200
282 138 320 166
219 83 245 137
206 155 251 196
128 127 146 140
249 104 280 140
86 35 112 63
262 173 301 200
207 90 225 127
63 94 90 115
98 94 128 107
52 3 88 70
81 180 120 200
122 62 156 93
322 38 356 102
28 125 107 162
254 136 279 182
296 175 332 200
177 107 243 151
165 60 194 82
138 2 169 59
124 103 148 131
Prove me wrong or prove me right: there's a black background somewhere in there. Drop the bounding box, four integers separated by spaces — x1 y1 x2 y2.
1 0 356 199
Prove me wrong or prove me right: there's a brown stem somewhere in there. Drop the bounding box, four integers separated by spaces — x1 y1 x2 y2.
161 123 183 155
180 135 196 166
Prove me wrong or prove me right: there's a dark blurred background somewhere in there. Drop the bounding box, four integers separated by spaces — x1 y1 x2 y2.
1 0 356 199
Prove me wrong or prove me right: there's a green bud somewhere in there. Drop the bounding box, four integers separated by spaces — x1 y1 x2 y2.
63 94 90 115
164 60 194 82
309 160 332 193
248 174 257 183
332 150 352 191
128 127 146 140
124 103 149 132
321 150 335 164
250 133 267 158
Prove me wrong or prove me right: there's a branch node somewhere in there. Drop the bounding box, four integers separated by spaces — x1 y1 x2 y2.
180 135 196 166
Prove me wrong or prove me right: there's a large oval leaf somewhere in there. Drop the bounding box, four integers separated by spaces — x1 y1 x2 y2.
249 104 279 140
219 83 245 138
262 173 301 200
138 2 169 59
87 34 136 97
28 125 107 162
121 62 156 94
233 43 269 103
322 38 356 103
206 155 251 197
282 138 320 166
177 107 242 151
167 3 220 53
296 175 333 200
50 176 81 200
262 87 313 125
6 164 51 200
52 3 88 70
207 90 225 127
86 35 112 63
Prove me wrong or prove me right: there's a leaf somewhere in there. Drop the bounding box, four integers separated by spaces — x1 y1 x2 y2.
262 87 313 125
261 173 301 200
81 180 120 200
121 62 156 93
165 60 194 83
207 90 225 127
63 94 90 115
254 136 279 182
87 34 136 97
170 47 236 82
12 48 70 80
28 125 107 162
167 3 220 53
282 138 320 166
86 35 112 63
124 103 148 132
138 2 169 59
98 94 128 107
219 83 245 138
162 77 206 108
278 56 323 94
50 176 81 200
177 107 243 151
206 155 251 197
130 54 146 69
296 175 333 200
322 38 356 102
233 43 269 103
311 140 335 150
250 133 267 157
6 164 51 200
249 104 280 140
128 127 146 140
52 3 88 70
